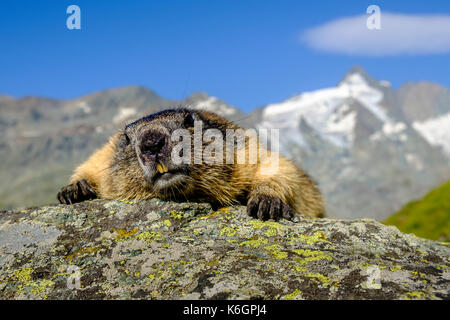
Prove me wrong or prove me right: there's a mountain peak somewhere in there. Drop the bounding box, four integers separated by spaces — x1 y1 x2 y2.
182 92 242 118
347 65 368 76
339 66 379 88
184 91 211 101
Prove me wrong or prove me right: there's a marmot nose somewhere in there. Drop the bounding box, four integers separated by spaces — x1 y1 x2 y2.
140 130 167 158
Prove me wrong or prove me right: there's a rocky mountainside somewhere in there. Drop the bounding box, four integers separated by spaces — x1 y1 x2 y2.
256 67 450 219
0 86 174 209
1 199 448 300
0 67 449 220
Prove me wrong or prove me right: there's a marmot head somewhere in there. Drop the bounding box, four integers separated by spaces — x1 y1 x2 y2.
116 108 234 197
117 108 198 194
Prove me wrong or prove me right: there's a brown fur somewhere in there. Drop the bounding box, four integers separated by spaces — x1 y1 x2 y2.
60 108 325 219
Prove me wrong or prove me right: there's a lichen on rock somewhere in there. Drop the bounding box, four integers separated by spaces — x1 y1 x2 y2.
0 199 449 300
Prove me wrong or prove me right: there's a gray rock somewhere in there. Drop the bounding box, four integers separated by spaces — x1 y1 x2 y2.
0 199 448 300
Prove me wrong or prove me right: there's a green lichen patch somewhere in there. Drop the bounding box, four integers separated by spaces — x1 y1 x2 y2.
283 289 303 300
240 236 269 248
292 249 332 264
289 230 330 245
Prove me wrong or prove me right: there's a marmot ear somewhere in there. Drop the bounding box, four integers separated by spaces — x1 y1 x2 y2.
119 133 131 148
184 112 202 128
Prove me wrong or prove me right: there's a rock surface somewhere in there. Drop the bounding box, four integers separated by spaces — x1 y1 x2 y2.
0 199 449 300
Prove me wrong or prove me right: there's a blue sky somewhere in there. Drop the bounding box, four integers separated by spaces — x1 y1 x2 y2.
0 0 449 112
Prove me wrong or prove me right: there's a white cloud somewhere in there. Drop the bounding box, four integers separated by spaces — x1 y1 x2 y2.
301 13 450 56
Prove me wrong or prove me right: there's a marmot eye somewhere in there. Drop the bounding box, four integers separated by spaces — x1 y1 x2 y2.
184 113 195 127
119 133 131 148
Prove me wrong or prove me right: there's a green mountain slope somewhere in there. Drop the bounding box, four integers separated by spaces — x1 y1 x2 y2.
384 180 450 242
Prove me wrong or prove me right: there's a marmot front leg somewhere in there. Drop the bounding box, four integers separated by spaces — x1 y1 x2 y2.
58 179 97 204
58 135 117 205
247 194 294 221
244 153 324 221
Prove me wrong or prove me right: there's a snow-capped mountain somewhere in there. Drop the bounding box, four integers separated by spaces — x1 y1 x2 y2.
413 113 450 158
252 67 450 219
258 70 398 152
183 92 239 117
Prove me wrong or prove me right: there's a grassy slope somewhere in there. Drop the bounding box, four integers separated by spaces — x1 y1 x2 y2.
384 180 450 242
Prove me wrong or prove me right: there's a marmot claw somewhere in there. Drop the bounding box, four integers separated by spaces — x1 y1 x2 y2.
247 194 295 221
57 179 97 205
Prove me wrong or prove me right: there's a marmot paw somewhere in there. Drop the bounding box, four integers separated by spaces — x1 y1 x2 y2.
57 179 97 204
247 194 295 221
